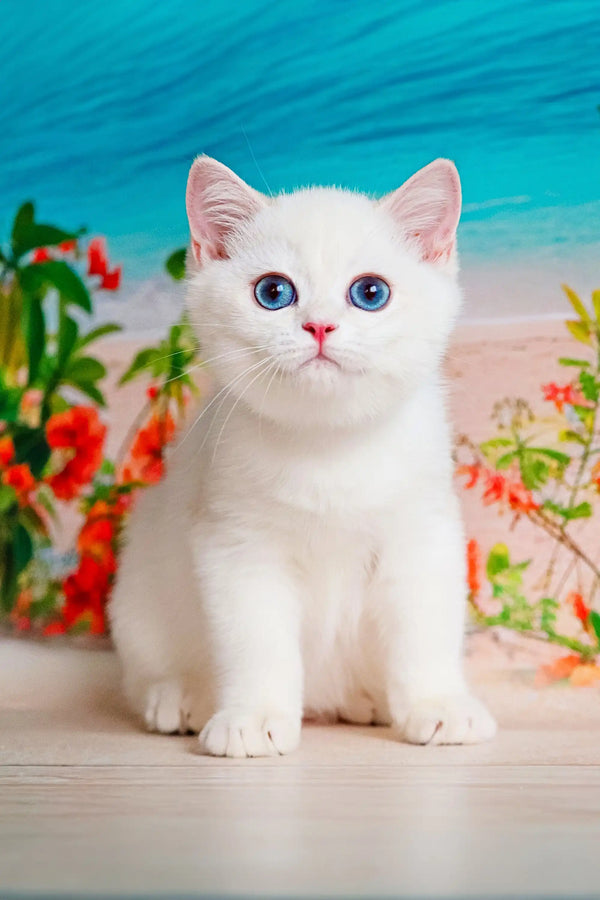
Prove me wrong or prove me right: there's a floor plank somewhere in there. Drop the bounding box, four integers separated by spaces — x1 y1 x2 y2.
1 639 600 898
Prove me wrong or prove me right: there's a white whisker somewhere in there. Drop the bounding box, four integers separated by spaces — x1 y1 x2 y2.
211 358 275 464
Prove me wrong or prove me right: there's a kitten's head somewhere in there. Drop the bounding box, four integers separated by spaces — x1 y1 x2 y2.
185 156 462 429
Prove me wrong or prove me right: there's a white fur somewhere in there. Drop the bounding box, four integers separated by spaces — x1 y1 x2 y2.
110 158 496 757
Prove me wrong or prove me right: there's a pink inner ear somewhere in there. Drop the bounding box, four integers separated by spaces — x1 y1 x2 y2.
186 156 265 264
381 159 462 264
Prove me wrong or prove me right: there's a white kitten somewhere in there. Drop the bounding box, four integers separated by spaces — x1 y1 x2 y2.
109 156 496 757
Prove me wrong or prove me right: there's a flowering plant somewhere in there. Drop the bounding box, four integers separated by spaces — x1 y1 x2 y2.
0 206 196 635
457 285 600 686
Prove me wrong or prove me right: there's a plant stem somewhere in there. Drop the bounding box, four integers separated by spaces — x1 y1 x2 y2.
468 598 597 660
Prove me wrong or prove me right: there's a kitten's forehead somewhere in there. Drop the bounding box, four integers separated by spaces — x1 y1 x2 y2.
256 188 387 258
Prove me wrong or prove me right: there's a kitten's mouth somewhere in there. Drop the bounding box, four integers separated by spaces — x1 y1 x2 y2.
300 352 341 370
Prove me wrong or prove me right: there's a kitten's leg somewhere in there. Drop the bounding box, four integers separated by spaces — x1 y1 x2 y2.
379 497 496 745
193 526 303 758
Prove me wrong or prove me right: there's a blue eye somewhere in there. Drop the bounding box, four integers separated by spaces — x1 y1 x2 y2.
348 275 390 311
254 273 297 310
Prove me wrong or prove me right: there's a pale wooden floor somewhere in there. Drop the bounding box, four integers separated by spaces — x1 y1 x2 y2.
1 638 600 899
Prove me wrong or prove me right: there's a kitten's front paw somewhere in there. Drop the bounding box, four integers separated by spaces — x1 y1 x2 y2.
400 694 496 746
199 709 301 758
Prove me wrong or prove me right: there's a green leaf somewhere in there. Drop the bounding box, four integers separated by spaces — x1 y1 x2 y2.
565 320 592 345
11 201 35 250
26 294 46 384
0 485 17 513
76 322 122 350
13 522 33 575
165 248 187 281
65 380 106 406
486 543 511 578
564 501 593 520
519 455 549 490
527 447 571 467
589 610 600 646
562 284 591 324
119 347 163 384
20 261 92 312
13 222 77 260
0 542 17 612
558 429 586 445
57 315 79 370
558 357 590 367
495 451 517 469
592 290 600 324
572 404 595 432
64 355 106 384
479 438 513 460
579 371 599 403
12 428 51 478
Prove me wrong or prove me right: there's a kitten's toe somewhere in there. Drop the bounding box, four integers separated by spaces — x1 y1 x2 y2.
199 710 300 758
144 682 185 734
400 694 496 746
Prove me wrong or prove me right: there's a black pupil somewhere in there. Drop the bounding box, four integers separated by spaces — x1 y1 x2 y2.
268 281 282 300
364 283 377 300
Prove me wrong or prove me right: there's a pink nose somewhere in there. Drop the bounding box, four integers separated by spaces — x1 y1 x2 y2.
302 321 338 350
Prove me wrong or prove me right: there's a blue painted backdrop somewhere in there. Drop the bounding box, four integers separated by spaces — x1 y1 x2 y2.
1 0 599 283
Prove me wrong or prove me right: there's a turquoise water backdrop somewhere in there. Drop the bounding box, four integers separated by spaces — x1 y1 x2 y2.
2 0 599 283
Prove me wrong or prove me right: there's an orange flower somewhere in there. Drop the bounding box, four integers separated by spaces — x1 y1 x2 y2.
592 460 600 493
45 406 106 500
567 591 590 624
456 463 480 489
569 664 600 687
2 463 36 506
123 412 175 484
534 654 581 687
0 436 15 467
542 382 586 412
466 539 481 597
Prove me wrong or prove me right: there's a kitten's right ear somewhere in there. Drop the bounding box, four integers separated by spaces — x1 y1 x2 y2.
185 156 266 265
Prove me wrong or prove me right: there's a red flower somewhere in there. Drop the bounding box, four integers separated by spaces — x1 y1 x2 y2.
62 556 110 634
147 385 159 401
456 463 480 489
542 382 585 412
592 460 600 493
32 247 51 264
2 463 36 506
99 266 121 291
45 406 106 500
0 436 15 467
466 539 481 597
482 472 506 504
59 239 77 254
43 621 67 636
77 517 117 573
122 413 175 484
506 480 540 513
87 237 108 277
567 591 590 624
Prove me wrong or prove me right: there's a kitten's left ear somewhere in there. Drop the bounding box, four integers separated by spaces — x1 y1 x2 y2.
186 156 267 265
379 159 461 266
